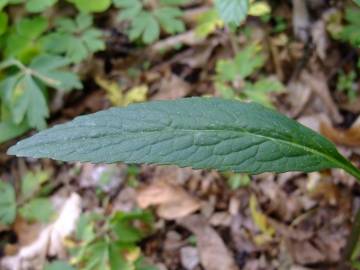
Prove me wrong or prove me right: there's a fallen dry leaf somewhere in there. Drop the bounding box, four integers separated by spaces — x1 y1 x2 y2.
320 116 360 147
249 194 275 245
153 73 191 100
136 180 200 220
1 193 82 270
178 215 239 270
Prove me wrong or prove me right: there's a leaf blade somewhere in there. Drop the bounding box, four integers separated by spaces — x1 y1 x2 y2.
7 98 360 177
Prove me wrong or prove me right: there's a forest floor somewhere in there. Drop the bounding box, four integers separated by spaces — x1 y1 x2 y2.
2 1 360 270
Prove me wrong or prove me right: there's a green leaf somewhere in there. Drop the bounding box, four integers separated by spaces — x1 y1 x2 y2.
243 78 284 107
114 0 142 20
215 0 249 26
25 0 58 12
353 0 360 7
42 14 105 63
153 7 185 34
0 73 48 129
340 8 360 48
19 197 53 222
0 120 30 143
4 16 48 62
8 98 360 179
29 54 83 90
80 239 109 270
44 261 75 270
67 0 111 12
0 180 16 225
0 11 8 35
0 55 81 131
216 45 265 82
195 8 223 38
115 1 184 44
111 210 154 243
21 169 50 198
128 11 160 44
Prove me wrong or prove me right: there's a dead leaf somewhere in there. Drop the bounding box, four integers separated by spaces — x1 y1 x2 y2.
1 193 81 270
249 194 275 245
136 180 200 220
95 76 148 106
287 240 326 265
153 74 191 100
178 215 239 270
320 116 360 147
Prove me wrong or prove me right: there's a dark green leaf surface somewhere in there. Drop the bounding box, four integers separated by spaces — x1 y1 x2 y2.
7 98 360 177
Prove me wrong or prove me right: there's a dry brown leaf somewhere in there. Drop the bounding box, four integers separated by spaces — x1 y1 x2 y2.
136 180 200 220
178 215 239 270
1 193 81 270
153 74 191 100
287 240 326 265
320 116 360 147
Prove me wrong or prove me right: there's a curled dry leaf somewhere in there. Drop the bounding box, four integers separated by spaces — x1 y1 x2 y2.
320 116 360 147
136 180 201 220
178 215 239 270
1 193 82 270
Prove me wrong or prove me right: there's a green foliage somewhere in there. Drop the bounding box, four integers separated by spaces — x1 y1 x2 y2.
195 8 223 38
8 97 360 180
21 169 50 197
0 55 82 131
4 16 48 62
226 173 251 189
25 0 58 13
0 11 8 35
337 70 358 101
0 180 16 225
215 0 249 27
67 0 112 13
0 169 54 225
19 197 54 222
73 210 156 270
215 45 283 107
340 8 360 47
43 13 105 63
114 0 185 44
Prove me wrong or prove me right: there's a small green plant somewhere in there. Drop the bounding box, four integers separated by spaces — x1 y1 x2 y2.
72 210 157 270
113 0 187 44
339 7 360 47
0 169 54 225
42 13 105 63
215 45 283 107
0 55 82 142
337 70 358 101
